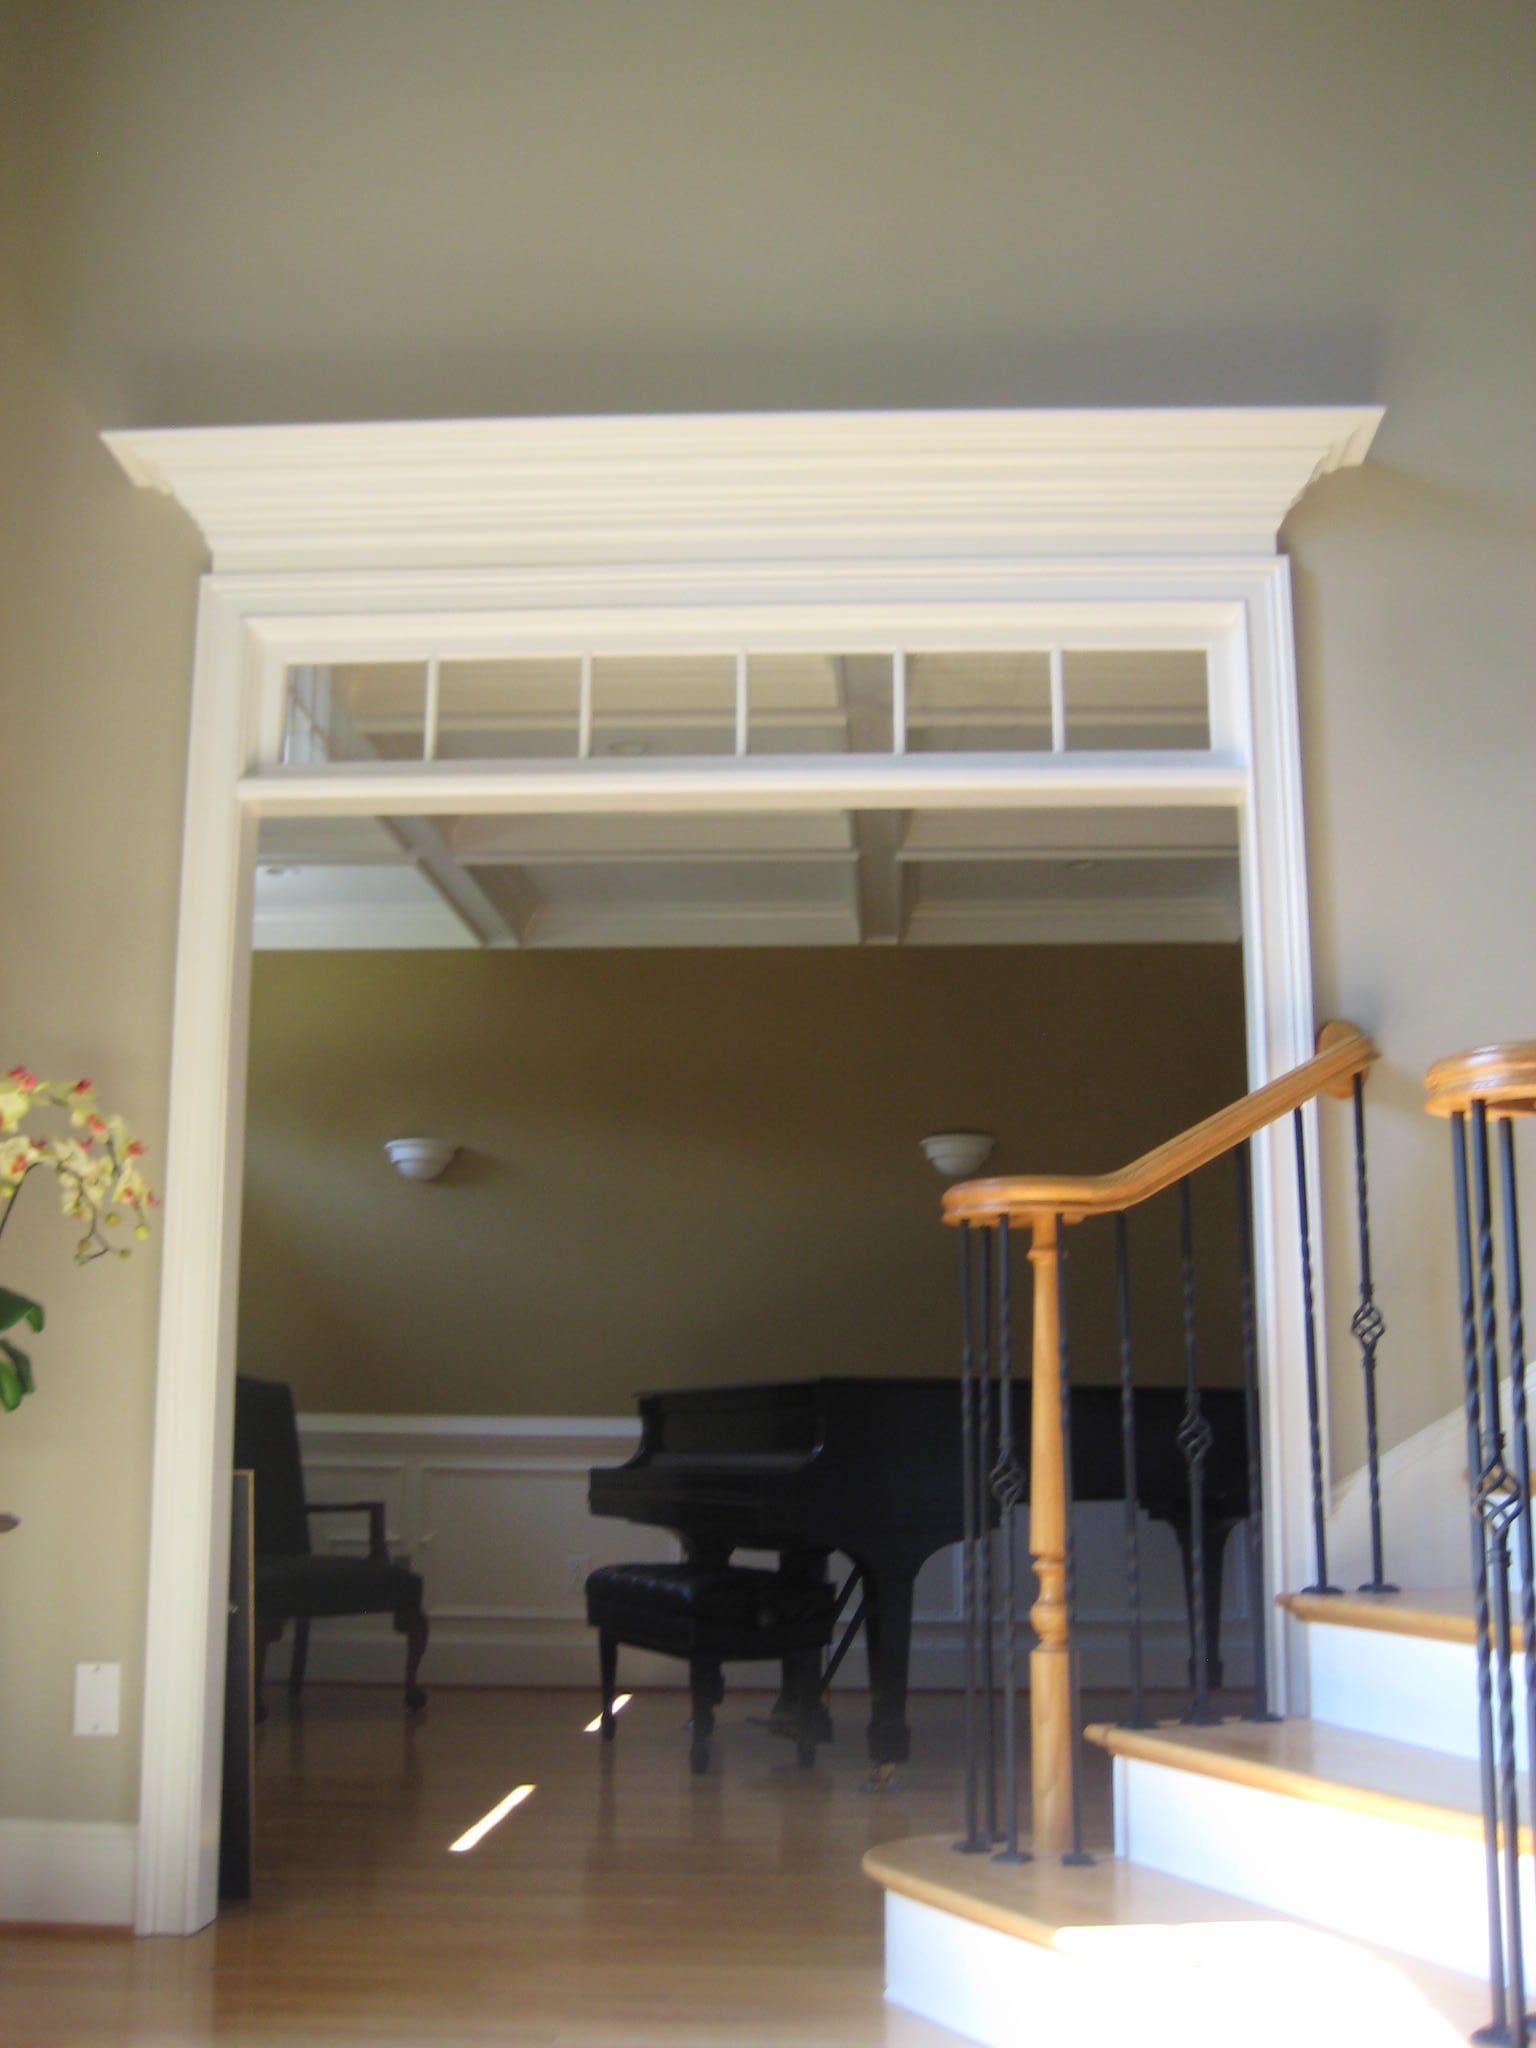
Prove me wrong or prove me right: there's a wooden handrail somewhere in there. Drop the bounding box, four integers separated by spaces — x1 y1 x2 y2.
1424 1042 1536 1120
942 1016 1376 1857
942 1020 1378 1228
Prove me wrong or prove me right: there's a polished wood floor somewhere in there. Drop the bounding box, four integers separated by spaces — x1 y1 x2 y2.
0 1682 1122 2046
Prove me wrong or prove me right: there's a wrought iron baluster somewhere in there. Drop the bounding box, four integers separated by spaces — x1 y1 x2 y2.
1349 1072 1397 1594
1115 1212 1151 1728
990 1220 1029 1864
977 1226 997 1843
1056 1220 1092 1864
1234 1141 1278 1721
955 1223 985 1854
1294 1106 1341 1596
1499 1117 1536 1864
1453 1111 1514 2044
1178 1177 1219 1725
1471 1102 1527 2046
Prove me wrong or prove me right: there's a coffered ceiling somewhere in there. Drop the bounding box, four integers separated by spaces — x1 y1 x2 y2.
253 801 1240 950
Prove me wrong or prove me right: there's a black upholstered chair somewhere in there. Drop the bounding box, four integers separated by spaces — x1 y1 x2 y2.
233 1374 428 1720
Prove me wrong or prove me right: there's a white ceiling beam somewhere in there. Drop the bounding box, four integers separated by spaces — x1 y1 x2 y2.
325 695 522 947
384 815 527 946
459 847 856 869
851 810 905 946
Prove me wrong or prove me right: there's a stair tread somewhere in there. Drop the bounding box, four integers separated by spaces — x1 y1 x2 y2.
1085 1714 1533 1850
1279 1586 1516 1645
865 1830 1240 1948
864 1833 1492 2038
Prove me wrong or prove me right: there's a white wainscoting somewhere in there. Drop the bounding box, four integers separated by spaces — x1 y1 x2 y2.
277 1414 1252 1696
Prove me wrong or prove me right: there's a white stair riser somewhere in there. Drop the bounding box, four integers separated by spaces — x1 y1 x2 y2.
883 1889 1486 2048
1115 1752 1534 1982
1309 1624 1530 1770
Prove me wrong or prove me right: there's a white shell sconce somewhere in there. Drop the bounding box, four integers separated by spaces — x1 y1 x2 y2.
383 1137 459 1182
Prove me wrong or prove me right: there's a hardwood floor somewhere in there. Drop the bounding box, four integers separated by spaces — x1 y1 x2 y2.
0 1682 1121 2046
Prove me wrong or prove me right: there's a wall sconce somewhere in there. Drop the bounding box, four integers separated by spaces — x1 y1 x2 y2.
384 1137 458 1182
920 1131 995 1181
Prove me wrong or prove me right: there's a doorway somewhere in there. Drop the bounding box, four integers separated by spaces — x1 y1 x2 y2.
108 405 1378 1931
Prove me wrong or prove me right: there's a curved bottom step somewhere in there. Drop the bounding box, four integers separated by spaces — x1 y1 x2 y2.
865 1834 1491 2048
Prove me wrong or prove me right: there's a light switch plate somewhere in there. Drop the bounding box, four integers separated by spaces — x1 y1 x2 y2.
73 1661 120 1737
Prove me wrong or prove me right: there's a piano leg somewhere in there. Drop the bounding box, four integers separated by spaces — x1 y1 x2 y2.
598 1629 618 1740
772 1549 835 1747
863 1570 915 1769
688 1657 723 1775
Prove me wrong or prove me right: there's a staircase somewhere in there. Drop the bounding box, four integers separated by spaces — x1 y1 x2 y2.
865 1590 1519 2046
863 1038 1536 2047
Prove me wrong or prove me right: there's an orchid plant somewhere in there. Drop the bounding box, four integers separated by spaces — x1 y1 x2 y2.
0 1068 159 1413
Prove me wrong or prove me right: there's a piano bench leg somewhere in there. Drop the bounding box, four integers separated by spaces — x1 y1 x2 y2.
599 1630 618 1740
688 1657 720 1774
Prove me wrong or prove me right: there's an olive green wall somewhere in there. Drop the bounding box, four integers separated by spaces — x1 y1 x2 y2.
239 948 1248 1417
1 0 1531 1841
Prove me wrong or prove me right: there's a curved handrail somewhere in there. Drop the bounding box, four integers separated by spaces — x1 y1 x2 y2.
942 1019 1378 1227
1424 1042 1536 1120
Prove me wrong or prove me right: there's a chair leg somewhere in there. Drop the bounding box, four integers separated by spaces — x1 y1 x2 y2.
688 1657 721 1775
287 1617 310 1705
395 1606 428 1712
254 1618 283 1725
599 1629 618 1740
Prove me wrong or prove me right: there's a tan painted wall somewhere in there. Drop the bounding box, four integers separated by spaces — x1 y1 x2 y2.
0 0 1531 1834
239 948 1248 1417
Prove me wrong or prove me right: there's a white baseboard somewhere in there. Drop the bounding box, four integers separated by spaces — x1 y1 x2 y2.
279 1412 1251 1698
0 1819 137 1927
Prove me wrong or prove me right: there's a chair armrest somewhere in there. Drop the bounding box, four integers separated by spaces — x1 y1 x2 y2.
306 1500 388 1561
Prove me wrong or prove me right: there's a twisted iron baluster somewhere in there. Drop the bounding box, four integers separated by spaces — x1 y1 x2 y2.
1115 1212 1151 1728
1499 1118 1536 1877
1294 1107 1341 1595
1350 1073 1397 1594
1235 1141 1278 1721
955 1223 985 1854
990 1219 1029 1864
977 1226 997 1843
1453 1111 1514 2044
1056 1221 1092 1864
1178 1178 1219 1725
1471 1103 1527 2046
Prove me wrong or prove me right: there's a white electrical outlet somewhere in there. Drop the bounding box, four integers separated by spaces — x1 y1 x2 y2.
73 1661 120 1738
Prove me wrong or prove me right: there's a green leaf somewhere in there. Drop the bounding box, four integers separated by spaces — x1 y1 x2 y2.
1 1338 33 1396
0 1288 43 1337
0 1353 21 1412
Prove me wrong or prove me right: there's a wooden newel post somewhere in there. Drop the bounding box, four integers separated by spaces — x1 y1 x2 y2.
1028 1213 1071 1854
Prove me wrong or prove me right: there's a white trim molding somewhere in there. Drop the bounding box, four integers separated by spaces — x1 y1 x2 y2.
106 408 1381 571
106 407 1376 1933
0 1820 137 1928
280 1413 1248 1695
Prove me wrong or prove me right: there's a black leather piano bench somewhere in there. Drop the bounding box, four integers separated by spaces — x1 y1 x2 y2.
584 1562 838 1775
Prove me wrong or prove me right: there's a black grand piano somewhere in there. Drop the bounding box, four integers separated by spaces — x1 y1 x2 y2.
589 1375 1248 1767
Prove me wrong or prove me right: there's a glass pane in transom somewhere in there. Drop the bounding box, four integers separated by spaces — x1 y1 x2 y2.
748 653 891 755
436 658 581 760
281 663 429 765
1062 649 1209 751
590 654 737 757
906 652 1053 752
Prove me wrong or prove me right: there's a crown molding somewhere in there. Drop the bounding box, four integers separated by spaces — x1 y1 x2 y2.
104 407 1382 573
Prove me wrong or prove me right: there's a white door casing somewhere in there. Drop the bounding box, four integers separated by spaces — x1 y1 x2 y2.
107 408 1381 1933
